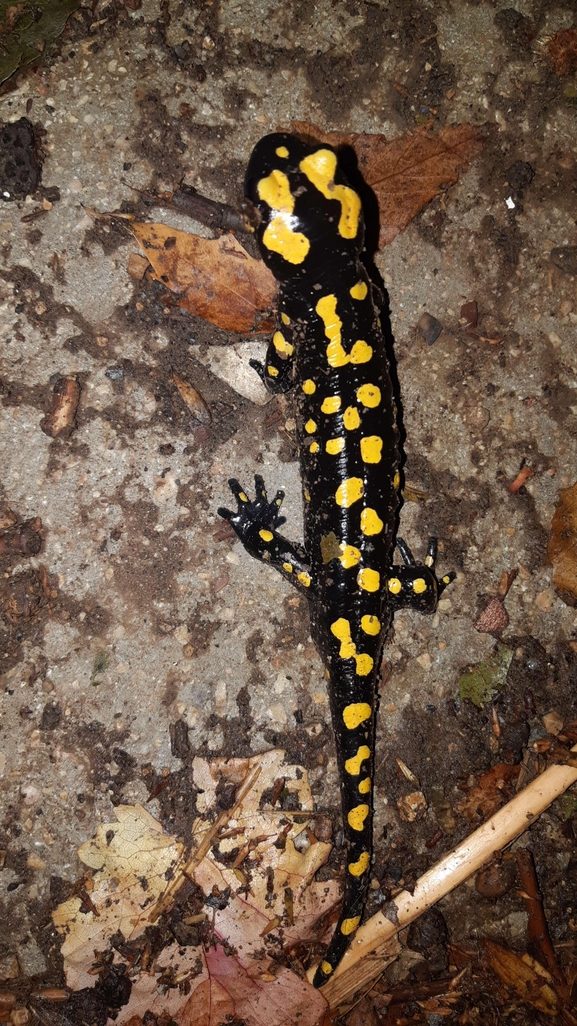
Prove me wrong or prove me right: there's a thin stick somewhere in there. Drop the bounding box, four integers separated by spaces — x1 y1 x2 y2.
309 745 577 1007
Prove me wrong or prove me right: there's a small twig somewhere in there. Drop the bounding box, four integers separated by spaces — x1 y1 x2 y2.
515 848 569 998
308 744 577 1007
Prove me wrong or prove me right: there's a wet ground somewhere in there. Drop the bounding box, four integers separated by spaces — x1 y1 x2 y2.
1 0 577 1022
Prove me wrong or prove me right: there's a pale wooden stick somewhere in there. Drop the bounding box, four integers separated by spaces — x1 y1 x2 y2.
309 745 577 1006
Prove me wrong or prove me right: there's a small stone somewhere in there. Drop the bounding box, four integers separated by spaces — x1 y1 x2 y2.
417 312 443 346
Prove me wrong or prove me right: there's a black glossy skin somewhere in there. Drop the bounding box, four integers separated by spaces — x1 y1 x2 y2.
218 132 454 987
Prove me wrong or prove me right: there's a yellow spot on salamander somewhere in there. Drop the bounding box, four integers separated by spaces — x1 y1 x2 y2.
342 702 372 729
283 562 293 573
335 477 364 507
321 395 341 414
302 379 316 395
443 574 452 585
267 365 279 377
281 311 291 325
257 169 294 212
425 554 434 567
360 435 383 464
413 578 427 594
388 577 402 595
299 149 361 239
304 488 311 501
358 777 372 794
239 492 248 503
349 340 373 363
345 745 371 775
259 529 273 542
355 653 374 676
304 419 317 434
310 441 320 454
273 331 294 356
316 295 372 368
360 508 384 536
341 915 361 936
356 383 382 408
348 803 370 831
339 544 361 568
326 437 345 455
358 567 380 592
263 216 310 264
343 406 361 431
361 614 380 635
298 571 311 587
320 960 333 975
275 145 289 158
350 280 368 301
348 851 370 876
330 618 355 659
393 471 401 490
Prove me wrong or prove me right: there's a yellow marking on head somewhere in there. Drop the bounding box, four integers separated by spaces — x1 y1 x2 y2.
335 477 364 507
345 745 371 775
267 365 279 377
348 851 370 876
238 492 248 503
350 340 373 364
275 145 289 158
360 508 384 536
298 571 311 588
302 379 316 395
299 149 361 239
339 544 361 568
283 562 293 573
343 406 361 431
258 169 294 212
321 395 341 414
259 529 273 542
310 441 320 454
359 777 372 794
355 653 374 676
273 331 294 356
393 472 401 490
358 567 380 592
348 804 370 831
360 435 383 464
388 577 402 595
326 437 345 456
341 915 361 936
262 216 310 264
281 311 291 325
304 419 317 434
361 614 380 636
350 281 368 301
356 383 382 408
343 702 372 729
320 960 333 975
413 578 427 594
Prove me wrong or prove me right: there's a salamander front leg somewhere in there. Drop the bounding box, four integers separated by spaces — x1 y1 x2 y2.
218 475 314 592
388 537 456 613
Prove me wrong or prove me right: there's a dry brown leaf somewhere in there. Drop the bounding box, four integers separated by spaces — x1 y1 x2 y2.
548 481 577 599
546 28 577 77
172 372 211 424
291 121 485 247
130 222 277 333
454 764 520 825
483 940 559 1015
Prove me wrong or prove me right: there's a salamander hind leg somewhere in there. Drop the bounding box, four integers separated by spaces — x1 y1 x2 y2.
218 475 314 592
387 536 456 613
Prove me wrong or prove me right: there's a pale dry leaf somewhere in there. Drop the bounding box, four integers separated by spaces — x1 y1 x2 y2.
52 804 184 991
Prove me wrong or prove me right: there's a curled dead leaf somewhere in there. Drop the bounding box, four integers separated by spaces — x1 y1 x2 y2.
130 222 276 333
40 376 80 438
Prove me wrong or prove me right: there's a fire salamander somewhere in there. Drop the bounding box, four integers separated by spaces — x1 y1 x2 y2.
218 132 455 987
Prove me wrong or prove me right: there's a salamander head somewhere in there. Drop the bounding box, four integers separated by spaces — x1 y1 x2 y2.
245 132 365 283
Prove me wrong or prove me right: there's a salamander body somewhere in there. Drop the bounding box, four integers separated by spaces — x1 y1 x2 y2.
218 132 454 987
